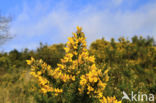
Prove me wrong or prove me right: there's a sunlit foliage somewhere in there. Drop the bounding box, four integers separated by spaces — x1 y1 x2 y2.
27 27 121 103
89 36 156 102
0 27 155 103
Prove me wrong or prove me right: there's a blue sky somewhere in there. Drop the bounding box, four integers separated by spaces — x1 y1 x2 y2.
0 0 156 52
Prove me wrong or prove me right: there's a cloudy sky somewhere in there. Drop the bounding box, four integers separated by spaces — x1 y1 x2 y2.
0 0 156 52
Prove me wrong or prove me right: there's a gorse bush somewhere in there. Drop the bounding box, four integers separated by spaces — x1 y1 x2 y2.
89 37 156 102
27 27 121 103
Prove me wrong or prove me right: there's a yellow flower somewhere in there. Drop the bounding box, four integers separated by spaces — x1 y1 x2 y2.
54 88 63 93
71 76 75 81
76 26 82 33
26 60 32 65
103 74 109 82
104 69 109 75
80 78 87 86
57 64 65 69
98 92 103 98
78 88 83 93
37 71 42 75
39 59 43 64
87 85 94 92
41 88 47 94
64 47 70 53
100 96 122 103
27 57 35 65
89 56 95 63
98 80 106 89
72 32 77 38
73 45 77 49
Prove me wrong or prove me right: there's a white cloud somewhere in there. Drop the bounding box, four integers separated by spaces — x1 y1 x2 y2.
112 0 123 6
7 0 156 51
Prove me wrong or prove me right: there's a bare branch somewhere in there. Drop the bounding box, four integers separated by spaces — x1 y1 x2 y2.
0 14 12 46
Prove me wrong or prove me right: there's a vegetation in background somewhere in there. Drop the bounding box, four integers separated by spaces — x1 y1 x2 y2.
0 27 155 103
89 36 156 102
0 43 65 103
35 43 65 68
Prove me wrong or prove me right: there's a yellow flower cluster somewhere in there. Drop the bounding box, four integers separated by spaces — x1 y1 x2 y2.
27 26 121 102
100 96 122 103
27 58 63 96
79 64 109 99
